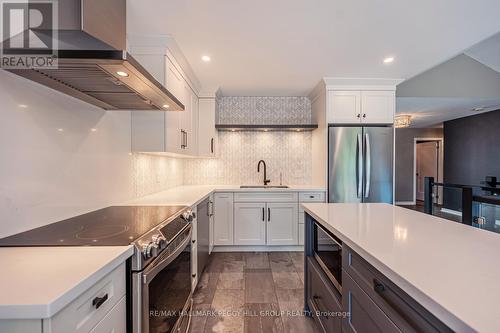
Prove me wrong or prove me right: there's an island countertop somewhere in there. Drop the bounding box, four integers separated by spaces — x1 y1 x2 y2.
302 203 500 333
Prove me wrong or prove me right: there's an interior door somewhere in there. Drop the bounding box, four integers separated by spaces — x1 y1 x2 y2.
362 127 394 204
234 203 266 245
328 126 363 203
416 141 439 202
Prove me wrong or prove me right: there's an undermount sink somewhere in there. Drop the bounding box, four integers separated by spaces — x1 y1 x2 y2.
240 185 289 189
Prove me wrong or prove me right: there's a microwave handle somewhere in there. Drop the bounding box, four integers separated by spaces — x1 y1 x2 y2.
142 227 192 284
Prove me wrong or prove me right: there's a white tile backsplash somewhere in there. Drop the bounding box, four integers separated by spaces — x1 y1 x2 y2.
184 131 312 185
217 96 311 125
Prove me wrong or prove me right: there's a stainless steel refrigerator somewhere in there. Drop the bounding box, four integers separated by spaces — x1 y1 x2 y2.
328 126 394 203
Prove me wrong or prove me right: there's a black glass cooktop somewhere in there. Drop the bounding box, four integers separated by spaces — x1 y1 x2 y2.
0 206 186 246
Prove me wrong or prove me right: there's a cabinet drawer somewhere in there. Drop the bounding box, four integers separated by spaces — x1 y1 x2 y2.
90 296 126 333
343 247 452 333
299 192 326 202
234 192 298 203
47 263 126 333
307 258 342 333
342 272 400 333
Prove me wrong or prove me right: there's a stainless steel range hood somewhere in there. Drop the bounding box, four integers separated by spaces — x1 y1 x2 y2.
4 0 184 111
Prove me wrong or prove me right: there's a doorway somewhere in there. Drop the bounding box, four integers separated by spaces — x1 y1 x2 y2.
414 138 443 204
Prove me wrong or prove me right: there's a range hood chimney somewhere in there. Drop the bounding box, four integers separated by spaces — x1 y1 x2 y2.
3 0 184 111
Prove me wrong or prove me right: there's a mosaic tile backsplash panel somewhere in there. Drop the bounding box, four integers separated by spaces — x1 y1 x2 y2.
217 96 311 125
183 131 312 185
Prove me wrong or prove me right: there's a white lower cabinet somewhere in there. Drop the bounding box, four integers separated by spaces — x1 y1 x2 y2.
234 202 267 245
213 191 325 248
267 202 298 245
90 296 126 333
41 263 126 333
213 193 234 245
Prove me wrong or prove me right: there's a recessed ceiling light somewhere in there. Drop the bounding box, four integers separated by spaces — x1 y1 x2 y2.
90 128 97 132
18 104 28 108
163 104 170 109
383 57 395 64
201 55 211 62
57 128 64 132
472 107 485 112
116 71 129 77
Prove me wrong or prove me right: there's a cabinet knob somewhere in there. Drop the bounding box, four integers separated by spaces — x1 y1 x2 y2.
357 114 361 118
363 114 366 118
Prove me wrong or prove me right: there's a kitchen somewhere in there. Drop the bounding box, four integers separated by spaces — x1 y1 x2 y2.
1 1 500 333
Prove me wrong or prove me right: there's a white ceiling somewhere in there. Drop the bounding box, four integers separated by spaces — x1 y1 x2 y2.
128 0 500 96
465 32 500 73
396 97 500 127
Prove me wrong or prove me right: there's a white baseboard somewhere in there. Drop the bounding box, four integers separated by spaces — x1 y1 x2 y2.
440 208 462 217
395 201 416 206
212 245 304 252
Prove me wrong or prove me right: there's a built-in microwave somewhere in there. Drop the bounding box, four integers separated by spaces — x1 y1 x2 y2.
313 221 343 293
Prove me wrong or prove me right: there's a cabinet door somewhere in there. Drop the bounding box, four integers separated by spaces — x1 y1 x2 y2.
213 193 234 245
90 296 126 333
234 203 266 245
198 98 217 157
165 56 183 153
327 91 361 124
130 53 166 152
179 81 192 154
267 203 298 245
361 90 395 124
342 272 400 333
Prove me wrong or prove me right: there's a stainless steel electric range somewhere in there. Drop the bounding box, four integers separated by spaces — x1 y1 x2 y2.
0 205 196 333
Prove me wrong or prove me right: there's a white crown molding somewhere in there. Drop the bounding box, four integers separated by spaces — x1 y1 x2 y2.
323 77 404 91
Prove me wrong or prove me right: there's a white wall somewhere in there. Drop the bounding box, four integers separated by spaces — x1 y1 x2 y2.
0 71 183 238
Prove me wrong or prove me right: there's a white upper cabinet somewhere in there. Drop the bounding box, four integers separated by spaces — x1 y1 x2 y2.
327 91 361 124
164 57 184 154
360 90 395 124
327 89 395 125
130 47 200 156
198 98 218 157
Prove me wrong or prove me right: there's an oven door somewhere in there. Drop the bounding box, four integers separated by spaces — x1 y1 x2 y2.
313 222 342 293
133 227 193 333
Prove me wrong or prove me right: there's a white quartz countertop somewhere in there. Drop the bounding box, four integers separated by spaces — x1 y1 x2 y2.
302 203 500 333
0 246 133 319
127 185 326 207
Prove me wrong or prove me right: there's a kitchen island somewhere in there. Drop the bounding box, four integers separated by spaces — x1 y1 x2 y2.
302 203 500 333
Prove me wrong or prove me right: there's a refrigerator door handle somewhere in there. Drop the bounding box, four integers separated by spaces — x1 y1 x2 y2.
357 133 363 198
364 133 371 198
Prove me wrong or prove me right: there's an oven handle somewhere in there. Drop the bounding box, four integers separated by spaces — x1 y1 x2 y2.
142 227 192 285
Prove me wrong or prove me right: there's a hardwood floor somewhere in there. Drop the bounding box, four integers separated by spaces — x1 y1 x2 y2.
190 252 321 333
